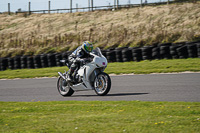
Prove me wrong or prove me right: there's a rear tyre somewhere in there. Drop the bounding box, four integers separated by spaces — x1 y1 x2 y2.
57 77 74 97
94 72 111 96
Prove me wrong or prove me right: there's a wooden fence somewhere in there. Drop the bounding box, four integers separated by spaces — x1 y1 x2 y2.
5 0 174 15
5 0 199 15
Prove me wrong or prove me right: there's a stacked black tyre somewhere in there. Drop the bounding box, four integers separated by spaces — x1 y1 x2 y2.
122 48 132 62
47 54 56 67
152 46 160 59
14 56 21 69
21 56 27 69
0 58 8 71
27 56 34 69
106 49 116 62
142 46 152 60
8 57 14 70
115 47 124 62
170 45 180 59
34 55 42 68
159 43 172 59
177 45 188 59
132 48 142 61
101 50 107 59
40 54 48 68
55 53 62 67
187 43 198 58
61 52 70 66
197 43 200 58
1 41 200 71
62 52 68 60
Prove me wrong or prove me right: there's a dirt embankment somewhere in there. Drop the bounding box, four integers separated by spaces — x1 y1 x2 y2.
0 2 200 57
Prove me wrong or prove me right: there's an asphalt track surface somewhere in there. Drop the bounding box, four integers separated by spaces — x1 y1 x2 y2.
0 73 200 102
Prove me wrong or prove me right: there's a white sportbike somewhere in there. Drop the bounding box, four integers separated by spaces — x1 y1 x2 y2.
57 47 111 96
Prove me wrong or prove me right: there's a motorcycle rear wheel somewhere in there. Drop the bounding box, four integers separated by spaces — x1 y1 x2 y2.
94 72 111 96
57 76 74 96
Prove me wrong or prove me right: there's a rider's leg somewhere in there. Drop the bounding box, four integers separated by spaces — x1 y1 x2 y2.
67 61 77 81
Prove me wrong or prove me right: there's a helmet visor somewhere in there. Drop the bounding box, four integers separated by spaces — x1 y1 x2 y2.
85 45 93 52
87 46 93 52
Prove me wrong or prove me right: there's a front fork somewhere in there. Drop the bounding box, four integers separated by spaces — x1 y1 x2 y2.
58 70 68 81
93 69 103 88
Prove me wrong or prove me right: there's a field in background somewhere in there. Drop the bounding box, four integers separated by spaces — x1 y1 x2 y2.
0 2 200 57
0 101 200 132
0 58 199 79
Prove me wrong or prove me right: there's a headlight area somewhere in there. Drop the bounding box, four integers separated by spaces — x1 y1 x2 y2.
95 65 106 72
101 66 107 71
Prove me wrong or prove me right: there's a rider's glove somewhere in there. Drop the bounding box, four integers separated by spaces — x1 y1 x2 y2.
76 58 85 65
81 59 86 65
84 58 92 63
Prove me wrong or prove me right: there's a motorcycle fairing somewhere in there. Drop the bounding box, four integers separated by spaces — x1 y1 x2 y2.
71 63 96 91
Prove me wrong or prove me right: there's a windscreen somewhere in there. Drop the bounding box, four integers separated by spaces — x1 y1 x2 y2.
91 47 103 57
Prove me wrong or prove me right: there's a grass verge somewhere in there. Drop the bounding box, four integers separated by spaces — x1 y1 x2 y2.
0 101 200 132
0 58 200 79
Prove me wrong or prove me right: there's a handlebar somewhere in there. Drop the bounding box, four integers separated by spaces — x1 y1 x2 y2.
60 59 70 68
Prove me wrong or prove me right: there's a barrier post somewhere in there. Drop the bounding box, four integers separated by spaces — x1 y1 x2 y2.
28 2 31 15
88 0 90 11
114 0 116 9
8 3 11 15
76 3 78 12
91 0 93 11
70 0 72 13
48 1 51 14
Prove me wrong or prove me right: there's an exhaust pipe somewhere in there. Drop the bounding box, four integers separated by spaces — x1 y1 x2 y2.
58 72 66 80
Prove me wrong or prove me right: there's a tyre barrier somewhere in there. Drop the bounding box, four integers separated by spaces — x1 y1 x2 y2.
160 45 171 59
106 49 116 62
177 45 188 59
14 56 21 69
55 53 62 67
8 57 14 70
142 46 153 60
132 48 143 61
62 52 68 60
187 44 198 58
115 47 124 62
197 43 200 58
34 55 42 69
152 46 160 59
170 45 180 59
27 56 34 69
122 48 132 62
47 53 56 67
0 58 8 71
0 41 200 71
101 50 107 59
21 56 27 69
40 54 48 68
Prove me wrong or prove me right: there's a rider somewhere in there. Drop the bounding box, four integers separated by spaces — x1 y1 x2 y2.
67 41 93 82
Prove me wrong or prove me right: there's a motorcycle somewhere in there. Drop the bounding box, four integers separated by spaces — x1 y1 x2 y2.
57 47 111 96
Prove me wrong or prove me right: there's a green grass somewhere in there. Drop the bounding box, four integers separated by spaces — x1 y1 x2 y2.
108 58 200 74
0 58 200 79
1 59 200 132
0 101 200 132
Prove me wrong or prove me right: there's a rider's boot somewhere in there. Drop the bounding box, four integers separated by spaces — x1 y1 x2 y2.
67 68 74 82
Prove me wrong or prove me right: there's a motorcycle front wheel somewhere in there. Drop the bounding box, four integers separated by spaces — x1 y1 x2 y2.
94 72 111 96
57 77 74 97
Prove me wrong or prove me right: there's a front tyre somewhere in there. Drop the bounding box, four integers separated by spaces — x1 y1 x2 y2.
57 77 74 97
94 72 111 96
